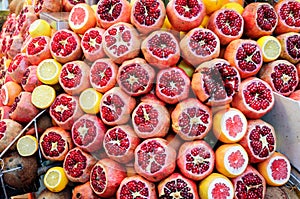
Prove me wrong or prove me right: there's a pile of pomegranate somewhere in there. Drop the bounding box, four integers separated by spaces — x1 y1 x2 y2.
0 0 299 198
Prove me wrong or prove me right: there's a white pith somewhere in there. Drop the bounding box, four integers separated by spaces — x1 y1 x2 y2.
54 104 69 115
69 6 88 29
221 109 247 141
267 156 291 184
208 178 234 199
145 145 164 173
77 124 89 141
247 127 272 159
93 165 107 194
224 146 248 176
106 26 132 55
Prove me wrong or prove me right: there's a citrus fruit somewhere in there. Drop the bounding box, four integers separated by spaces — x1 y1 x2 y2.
44 166 69 193
203 0 226 15
29 19 52 38
177 60 195 78
68 3 97 35
200 15 210 27
91 4 97 13
257 36 282 62
79 88 103 114
221 2 244 14
16 135 38 157
162 16 172 30
31 85 56 109
37 59 62 85
0 81 22 106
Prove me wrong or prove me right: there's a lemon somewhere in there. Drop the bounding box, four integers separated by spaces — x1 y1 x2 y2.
162 16 172 30
31 85 56 109
202 0 225 15
91 4 97 13
257 36 282 62
44 167 69 193
200 15 210 28
79 88 103 114
37 59 62 85
17 135 38 157
29 19 52 38
221 2 244 14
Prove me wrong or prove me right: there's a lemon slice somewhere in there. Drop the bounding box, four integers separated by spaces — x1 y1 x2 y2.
79 88 103 114
44 166 69 193
29 19 52 38
31 85 56 109
17 135 38 157
221 2 244 14
37 59 62 85
257 36 282 62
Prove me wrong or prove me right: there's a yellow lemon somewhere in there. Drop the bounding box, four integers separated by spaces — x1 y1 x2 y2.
31 85 56 109
221 2 244 14
257 36 281 62
79 88 103 114
29 19 52 38
17 135 38 157
162 16 172 30
202 0 225 15
91 4 97 13
200 15 210 28
44 167 69 193
37 59 62 85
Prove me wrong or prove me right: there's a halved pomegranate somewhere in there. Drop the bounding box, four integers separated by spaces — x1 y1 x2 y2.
134 138 176 182
231 77 275 119
72 181 100 199
277 32 300 64
242 2 278 39
0 119 23 153
141 30 180 69
166 0 206 32
63 147 97 183
131 0 166 35
224 39 263 78
103 125 140 164
16 6 37 36
259 59 299 96
89 58 118 93
7 53 30 84
239 119 276 163
90 158 127 198
191 58 241 106
99 87 136 126
171 98 212 141
7 35 24 60
180 28 220 67
103 22 141 64
26 36 52 65
117 58 155 97
21 65 42 92
40 126 73 161
71 114 106 152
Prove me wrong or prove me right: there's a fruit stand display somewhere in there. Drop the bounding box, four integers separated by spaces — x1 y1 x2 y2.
1 0 300 198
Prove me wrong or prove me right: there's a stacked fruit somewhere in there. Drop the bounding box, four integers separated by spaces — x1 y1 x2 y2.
0 0 298 198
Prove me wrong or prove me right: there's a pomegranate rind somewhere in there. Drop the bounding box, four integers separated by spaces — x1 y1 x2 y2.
33 0 62 16
62 0 85 12
0 119 23 153
21 65 42 92
277 32 300 64
0 106 11 120
72 181 99 199
26 36 52 66
7 53 30 84
1 81 22 106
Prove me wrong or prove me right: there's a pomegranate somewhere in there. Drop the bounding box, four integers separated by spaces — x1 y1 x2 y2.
0 58 7 89
7 53 30 83
242 2 278 39
15 6 38 36
89 58 118 93
274 0 300 35
59 61 90 95
117 175 157 199
134 138 176 182
259 59 299 96
207 9 244 46
239 119 276 163
103 22 140 64
277 32 300 64
158 173 199 199
224 39 263 78
90 158 127 198
156 67 190 104
62 0 85 12
231 77 275 119
49 29 83 64
81 27 106 63
26 36 52 65
72 181 100 199
141 30 180 69
171 98 212 141
96 0 131 29
9 91 40 123
132 100 170 139
33 0 62 16
180 27 220 67
232 165 266 199
71 114 106 152
131 0 166 35
7 35 24 60
0 106 11 119
103 125 140 164
177 140 215 181
290 89 300 100
191 58 241 106
166 0 206 32
40 126 73 161
21 65 42 92
99 87 136 126
117 58 155 97
49 93 84 130
0 119 23 153
63 147 97 183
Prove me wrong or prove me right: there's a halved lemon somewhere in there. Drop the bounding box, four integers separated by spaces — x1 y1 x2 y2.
29 19 52 38
257 36 282 62
17 135 38 157
43 166 69 193
37 59 62 85
79 88 103 114
31 85 56 109
221 2 244 14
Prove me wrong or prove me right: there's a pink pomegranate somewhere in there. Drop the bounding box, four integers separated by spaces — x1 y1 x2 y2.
15 6 37 36
6 35 24 60
0 106 10 120
62 0 85 12
0 119 23 153
277 32 300 64
26 36 52 65
21 65 42 92
7 53 30 84
72 181 100 199
34 0 62 16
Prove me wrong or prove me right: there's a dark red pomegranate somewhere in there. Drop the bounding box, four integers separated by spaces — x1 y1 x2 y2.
26 36 52 65
21 65 42 92
72 181 101 199
7 53 30 84
0 119 23 153
277 32 300 64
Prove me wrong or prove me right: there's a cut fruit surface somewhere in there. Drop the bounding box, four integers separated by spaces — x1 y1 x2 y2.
257 36 281 62
17 135 38 157
37 59 62 85
29 19 52 38
43 166 69 193
31 85 56 109
79 88 103 114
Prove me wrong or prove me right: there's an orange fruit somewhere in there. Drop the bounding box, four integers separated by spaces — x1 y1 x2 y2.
68 3 97 35
203 0 227 15
215 143 249 178
0 81 22 106
226 0 244 6
257 152 291 186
